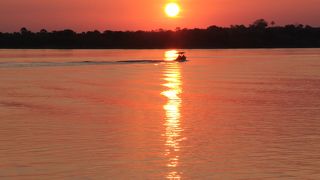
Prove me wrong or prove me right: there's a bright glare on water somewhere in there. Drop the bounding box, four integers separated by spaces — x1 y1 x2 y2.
0 49 320 179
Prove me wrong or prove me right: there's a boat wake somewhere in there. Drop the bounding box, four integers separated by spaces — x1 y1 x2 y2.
117 60 165 63
0 60 182 68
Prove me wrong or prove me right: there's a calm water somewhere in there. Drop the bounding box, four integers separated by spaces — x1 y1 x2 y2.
0 49 320 179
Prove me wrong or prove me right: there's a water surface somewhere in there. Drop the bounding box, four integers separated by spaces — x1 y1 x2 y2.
0 49 320 179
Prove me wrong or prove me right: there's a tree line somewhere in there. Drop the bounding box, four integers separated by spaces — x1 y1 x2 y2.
0 19 319 49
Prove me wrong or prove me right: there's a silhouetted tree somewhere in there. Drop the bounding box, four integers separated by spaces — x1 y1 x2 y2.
20 27 30 35
250 19 269 29
40 29 48 34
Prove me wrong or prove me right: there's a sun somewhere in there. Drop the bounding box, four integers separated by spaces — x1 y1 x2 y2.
165 3 180 17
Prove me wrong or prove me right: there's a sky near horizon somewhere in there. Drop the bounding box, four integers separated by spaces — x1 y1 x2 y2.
0 0 319 32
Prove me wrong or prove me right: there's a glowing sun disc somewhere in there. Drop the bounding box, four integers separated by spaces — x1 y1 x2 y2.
165 3 180 17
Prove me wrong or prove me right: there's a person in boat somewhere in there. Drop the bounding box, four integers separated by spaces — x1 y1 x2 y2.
175 52 187 61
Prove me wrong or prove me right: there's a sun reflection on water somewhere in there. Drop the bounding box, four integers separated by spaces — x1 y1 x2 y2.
161 52 185 179
164 50 179 61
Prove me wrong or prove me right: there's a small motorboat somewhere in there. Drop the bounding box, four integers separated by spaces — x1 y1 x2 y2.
175 52 187 62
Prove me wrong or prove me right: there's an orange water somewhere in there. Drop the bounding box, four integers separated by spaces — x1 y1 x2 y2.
0 49 320 179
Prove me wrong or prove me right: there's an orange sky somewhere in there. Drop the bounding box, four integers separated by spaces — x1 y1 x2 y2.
0 0 319 32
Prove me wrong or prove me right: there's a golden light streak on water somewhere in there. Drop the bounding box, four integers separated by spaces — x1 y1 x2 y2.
164 50 179 61
161 53 185 179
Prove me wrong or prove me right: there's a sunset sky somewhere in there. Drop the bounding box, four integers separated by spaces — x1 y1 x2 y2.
1 0 319 32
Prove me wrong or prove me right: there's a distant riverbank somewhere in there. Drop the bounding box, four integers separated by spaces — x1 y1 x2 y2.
1 19 319 49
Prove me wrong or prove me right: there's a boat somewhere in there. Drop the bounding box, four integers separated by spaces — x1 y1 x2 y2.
175 52 187 62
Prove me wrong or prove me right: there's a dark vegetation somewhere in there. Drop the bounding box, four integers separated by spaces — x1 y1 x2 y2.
0 19 320 49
